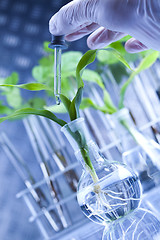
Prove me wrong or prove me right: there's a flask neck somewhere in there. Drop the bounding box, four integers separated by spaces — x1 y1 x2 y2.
110 109 158 175
111 108 143 151
111 108 136 136
75 140 106 170
61 118 106 182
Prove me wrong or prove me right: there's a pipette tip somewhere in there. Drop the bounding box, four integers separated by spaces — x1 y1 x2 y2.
56 95 61 105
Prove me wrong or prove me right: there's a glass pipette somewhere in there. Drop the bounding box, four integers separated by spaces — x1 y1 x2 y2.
48 35 67 105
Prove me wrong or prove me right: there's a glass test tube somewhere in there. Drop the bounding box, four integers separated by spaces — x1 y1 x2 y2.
48 35 67 105
54 47 62 105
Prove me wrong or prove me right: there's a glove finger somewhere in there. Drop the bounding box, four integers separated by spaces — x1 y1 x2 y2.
49 0 97 36
65 22 100 41
87 27 126 49
125 38 148 53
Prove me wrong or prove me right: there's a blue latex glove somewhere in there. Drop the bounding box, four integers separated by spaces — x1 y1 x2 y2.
49 0 160 53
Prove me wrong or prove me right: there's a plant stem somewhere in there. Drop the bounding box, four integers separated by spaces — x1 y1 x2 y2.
120 119 137 141
119 118 159 164
67 127 99 183
80 147 99 183
120 119 149 147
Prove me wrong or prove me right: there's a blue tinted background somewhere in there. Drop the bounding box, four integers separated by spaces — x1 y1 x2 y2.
0 0 88 239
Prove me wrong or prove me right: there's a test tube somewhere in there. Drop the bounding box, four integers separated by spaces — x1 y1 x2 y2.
0 133 60 231
48 35 67 105
23 118 70 229
54 47 62 105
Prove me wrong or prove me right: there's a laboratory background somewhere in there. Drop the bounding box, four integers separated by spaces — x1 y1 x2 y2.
0 0 160 240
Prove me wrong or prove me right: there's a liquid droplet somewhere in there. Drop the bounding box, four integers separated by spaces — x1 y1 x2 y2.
56 95 61 105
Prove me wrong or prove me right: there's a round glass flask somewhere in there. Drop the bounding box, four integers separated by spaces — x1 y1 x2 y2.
61 118 142 225
102 208 160 240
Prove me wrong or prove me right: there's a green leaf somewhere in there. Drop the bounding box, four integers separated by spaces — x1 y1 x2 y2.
60 94 72 113
62 70 76 79
6 88 22 109
61 76 76 97
138 49 155 58
109 48 133 70
0 83 52 92
74 87 83 116
80 97 115 114
80 98 99 110
61 87 83 121
5 72 19 85
0 108 67 126
110 41 138 66
97 49 118 65
28 98 46 109
103 89 117 113
109 42 126 56
124 52 139 63
119 51 159 109
108 64 129 84
44 103 67 113
0 103 12 115
61 52 83 83
82 69 104 89
76 50 97 88
0 73 23 109
118 35 132 42
70 87 83 120
134 51 159 74
32 65 52 83
43 41 54 53
62 51 83 73
39 55 53 66
97 48 132 70
68 100 77 121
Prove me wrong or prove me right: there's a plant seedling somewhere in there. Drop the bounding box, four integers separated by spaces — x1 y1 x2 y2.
0 45 145 222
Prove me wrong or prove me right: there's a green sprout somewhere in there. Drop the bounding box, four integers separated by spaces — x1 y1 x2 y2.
81 49 159 114
44 43 159 116
0 50 100 182
0 39 158 223
0 39 159 182
40 40 159 151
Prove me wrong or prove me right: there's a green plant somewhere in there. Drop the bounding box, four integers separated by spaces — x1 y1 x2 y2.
0 39 157 221
45 45 159 116
0 44 136 180
0 50 100 182
0 39 159 181
0 72 47 115
0 38 134 116
81 49 159 114
0 43 83 116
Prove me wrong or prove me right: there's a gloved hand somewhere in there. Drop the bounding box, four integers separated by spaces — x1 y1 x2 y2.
49 0 160 53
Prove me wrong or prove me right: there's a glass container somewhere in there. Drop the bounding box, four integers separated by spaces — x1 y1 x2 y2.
102 208 160 240
61 118 142 225
111 108 160 192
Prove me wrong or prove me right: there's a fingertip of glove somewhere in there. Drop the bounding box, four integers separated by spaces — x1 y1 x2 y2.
87 38 102 49
49 16 57 34
87 38 96 49
125 38 148 53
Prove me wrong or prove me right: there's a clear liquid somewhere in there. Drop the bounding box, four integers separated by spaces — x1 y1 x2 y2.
103 209 160 240
55 94 60 105
54 48 61 105
77 165 141 225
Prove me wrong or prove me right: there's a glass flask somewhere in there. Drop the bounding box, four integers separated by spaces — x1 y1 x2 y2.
61 118 142 225
102 208 160 240
110 108 160 192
